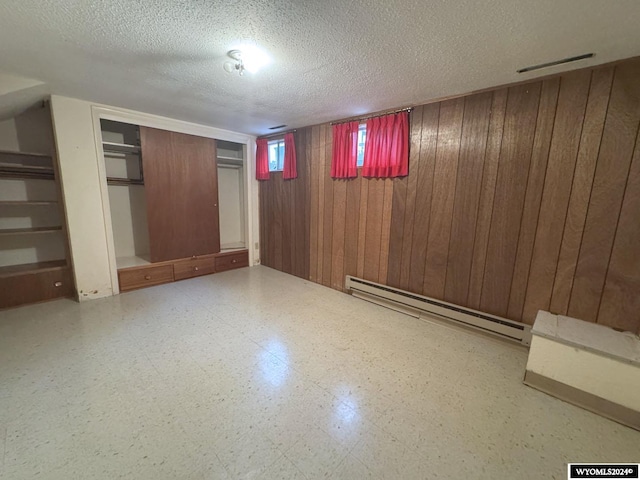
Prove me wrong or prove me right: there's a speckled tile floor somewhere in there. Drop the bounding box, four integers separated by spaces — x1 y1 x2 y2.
0 265 638 479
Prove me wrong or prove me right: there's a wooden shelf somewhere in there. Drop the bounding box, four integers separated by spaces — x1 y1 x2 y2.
0 149 52 159
0 226 62 236
0 259 67 278
103 142 141 154
0 165 55 180
107 177 144 186
0 200 57 206
217 155 243 162
116 255 151 269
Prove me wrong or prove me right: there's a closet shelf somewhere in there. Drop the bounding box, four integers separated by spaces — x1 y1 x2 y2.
0 165 55 180
0 226 62 236
102 142 141 154
217 155 243 161
0 200 58 206
0 149 52 159
107 177 144 186
0 259 67 278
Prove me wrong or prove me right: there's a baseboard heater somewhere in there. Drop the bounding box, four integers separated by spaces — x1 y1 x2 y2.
345 276 532 346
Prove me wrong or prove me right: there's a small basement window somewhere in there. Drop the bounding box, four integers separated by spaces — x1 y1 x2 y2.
268 139 285 172
357 124 366 167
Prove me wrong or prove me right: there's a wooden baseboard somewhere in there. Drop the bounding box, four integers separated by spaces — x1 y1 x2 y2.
524 371 640 431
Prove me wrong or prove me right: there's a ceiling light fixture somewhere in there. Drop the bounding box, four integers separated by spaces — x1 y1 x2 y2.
224 50 245 76
223 46 271 76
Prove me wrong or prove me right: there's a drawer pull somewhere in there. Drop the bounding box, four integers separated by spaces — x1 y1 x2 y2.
54 281 62 287
144 275 151 280
194 266 199 271
232 259 237 264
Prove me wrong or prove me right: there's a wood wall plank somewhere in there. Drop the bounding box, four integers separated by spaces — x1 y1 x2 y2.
569 60 640 322
259 181 267 266
292 129 310 278
322 125 334 287
598 133 640 332
309 126 320 283
550 67 614 314
272 173 283 271
444 93 492 305
506 78 560 320
521 71 592 322
292 130 304 277
331 177 347 290
363 179 385 282
344 174 361 279
280 173 292 274
386 175 407 288
378 180 394 284
408 103 440 294
302 128 313 278
467 89 507 309
265 163 276 268
397 106 424 290
316 124 326 283
480 83 541 317
423 98 465 298
356 174 369 278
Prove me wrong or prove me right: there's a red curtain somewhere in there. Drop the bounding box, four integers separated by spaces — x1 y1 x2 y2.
283 133 297 179
331 121 359 178
362 111 409 178
255 138 269 180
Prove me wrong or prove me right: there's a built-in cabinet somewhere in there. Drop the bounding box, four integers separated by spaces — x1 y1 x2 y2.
0 104 75 308
140 126 220 261
101 121 248 293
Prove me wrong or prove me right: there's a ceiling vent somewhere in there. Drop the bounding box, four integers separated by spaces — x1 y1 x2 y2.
517 53 594 73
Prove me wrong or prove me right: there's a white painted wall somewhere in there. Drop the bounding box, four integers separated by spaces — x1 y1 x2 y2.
49 95 258 300
50 96 114 300
107 185 150 259
0 118 19 150
218 165 245 249
14 106 57 155
0 106 56 156
247 143 259 263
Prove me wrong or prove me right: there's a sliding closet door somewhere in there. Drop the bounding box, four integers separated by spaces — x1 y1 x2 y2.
140 126 220 262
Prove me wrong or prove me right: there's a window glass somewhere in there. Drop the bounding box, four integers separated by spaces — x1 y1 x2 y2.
268 140 285 171
357 124 366 167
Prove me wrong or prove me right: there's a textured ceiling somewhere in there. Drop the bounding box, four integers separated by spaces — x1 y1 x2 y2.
0 0 639 135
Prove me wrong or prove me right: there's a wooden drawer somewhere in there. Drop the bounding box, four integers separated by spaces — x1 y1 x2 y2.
0 267 74 309
118 264 174 292
215 250 249 272
173 256 216 281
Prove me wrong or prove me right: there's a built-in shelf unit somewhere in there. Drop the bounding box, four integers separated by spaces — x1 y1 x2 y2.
100 121 249 293
0 103 74 308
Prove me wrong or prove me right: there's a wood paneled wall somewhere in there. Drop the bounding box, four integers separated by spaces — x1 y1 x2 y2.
260 57 640 333
259 129 311 280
